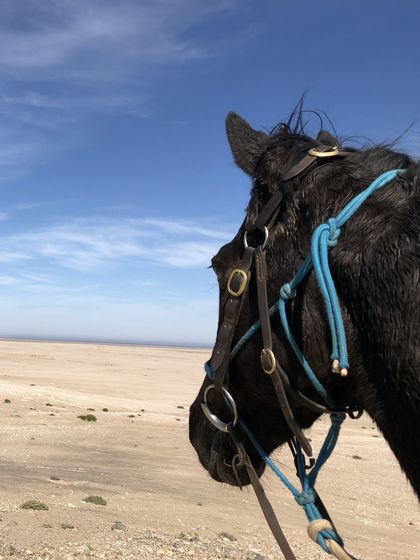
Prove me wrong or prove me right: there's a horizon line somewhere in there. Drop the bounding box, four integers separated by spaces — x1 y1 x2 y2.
0 334 212 350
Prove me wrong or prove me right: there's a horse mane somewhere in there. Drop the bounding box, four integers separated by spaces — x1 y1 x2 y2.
253 101 415 201
269 96 338 141
269 99 415 168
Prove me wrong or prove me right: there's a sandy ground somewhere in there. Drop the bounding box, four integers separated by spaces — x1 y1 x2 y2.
0 340 417 560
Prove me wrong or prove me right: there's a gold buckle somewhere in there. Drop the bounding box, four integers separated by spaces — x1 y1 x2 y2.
308 146 340 158
260 348 276 374
227 269 248 297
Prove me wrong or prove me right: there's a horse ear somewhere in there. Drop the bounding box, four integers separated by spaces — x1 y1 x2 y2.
316 130 340 148
226 112 268 176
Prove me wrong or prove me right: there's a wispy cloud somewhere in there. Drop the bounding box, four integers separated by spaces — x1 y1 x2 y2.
0 290 217 344
0 0 240 176
0 216 232 272
0 274 19 286
0 207 228 345
0 1 215 76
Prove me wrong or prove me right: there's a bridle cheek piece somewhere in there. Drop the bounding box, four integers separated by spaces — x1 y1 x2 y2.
204 145 351 448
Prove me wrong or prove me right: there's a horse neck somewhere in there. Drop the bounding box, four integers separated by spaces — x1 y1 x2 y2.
332 245 420 499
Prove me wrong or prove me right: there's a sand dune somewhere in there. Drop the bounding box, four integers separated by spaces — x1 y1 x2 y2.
0 340 417 559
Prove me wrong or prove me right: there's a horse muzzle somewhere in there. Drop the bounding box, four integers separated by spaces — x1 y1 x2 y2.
189 398 265 486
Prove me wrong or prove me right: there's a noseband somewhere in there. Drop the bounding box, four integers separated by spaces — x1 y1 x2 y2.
201 145 402 560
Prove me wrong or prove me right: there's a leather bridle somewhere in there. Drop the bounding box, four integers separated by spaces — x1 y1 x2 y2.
201 145 361 560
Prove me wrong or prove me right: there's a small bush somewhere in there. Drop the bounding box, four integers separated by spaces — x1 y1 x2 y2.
4 399 11 404
83 495 107 506
43 523 53 528
77 414 97 422
61 523 75 529
20 500 49 511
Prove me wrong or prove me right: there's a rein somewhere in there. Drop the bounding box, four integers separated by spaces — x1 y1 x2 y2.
201 147 402 559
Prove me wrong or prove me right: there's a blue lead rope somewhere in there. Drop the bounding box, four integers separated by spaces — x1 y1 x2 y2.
240 414 346 553
279 169 401 380
230 169 401 400
205 169 401 555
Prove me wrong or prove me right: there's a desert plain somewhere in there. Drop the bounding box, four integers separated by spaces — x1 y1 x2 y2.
0 340 417 560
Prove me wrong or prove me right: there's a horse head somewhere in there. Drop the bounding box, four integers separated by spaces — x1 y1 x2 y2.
189 109 419 498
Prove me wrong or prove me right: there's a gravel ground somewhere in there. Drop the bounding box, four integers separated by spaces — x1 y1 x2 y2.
0 341 417 560
0 528 330 560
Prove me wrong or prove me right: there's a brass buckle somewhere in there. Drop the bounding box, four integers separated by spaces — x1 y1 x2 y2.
308 146 340 158
260 348 276 374
227 269 248 297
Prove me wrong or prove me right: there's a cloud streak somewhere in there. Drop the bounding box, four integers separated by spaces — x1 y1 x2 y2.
0 0 239 175
0 212 225 342
0 216 233 272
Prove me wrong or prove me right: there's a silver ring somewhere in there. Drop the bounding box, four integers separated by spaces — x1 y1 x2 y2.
243 226 269 250
201 384 238 432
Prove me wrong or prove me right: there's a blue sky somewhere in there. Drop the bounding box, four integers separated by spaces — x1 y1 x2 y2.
0 0 419 345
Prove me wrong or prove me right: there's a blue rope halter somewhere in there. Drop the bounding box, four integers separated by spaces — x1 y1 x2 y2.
205 169 401 555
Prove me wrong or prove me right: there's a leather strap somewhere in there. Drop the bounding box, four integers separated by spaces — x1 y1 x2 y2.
246 146 352 233
282 146 353 183
282 153 318 182
210 247 254 392
227 426 297 560
246 190 284 233
270 367 313 456
255 247 273 350
255 246 313 456
245 458 297 560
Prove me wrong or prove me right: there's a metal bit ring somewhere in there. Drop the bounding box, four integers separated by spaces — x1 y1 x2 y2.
201 384 238 433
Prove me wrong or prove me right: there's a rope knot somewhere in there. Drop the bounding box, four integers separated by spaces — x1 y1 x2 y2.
307 520 349 558
327 218 341 247
295 488 316 506
280 283 296 301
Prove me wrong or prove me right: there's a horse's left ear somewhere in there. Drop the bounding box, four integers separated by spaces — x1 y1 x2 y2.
316 130 340 148
226 112 268 176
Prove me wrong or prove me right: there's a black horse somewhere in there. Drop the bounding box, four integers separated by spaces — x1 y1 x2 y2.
189 108 420 503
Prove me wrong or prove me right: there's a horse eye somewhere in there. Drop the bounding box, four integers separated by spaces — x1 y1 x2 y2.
210 259 226 282
213 267 224 282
